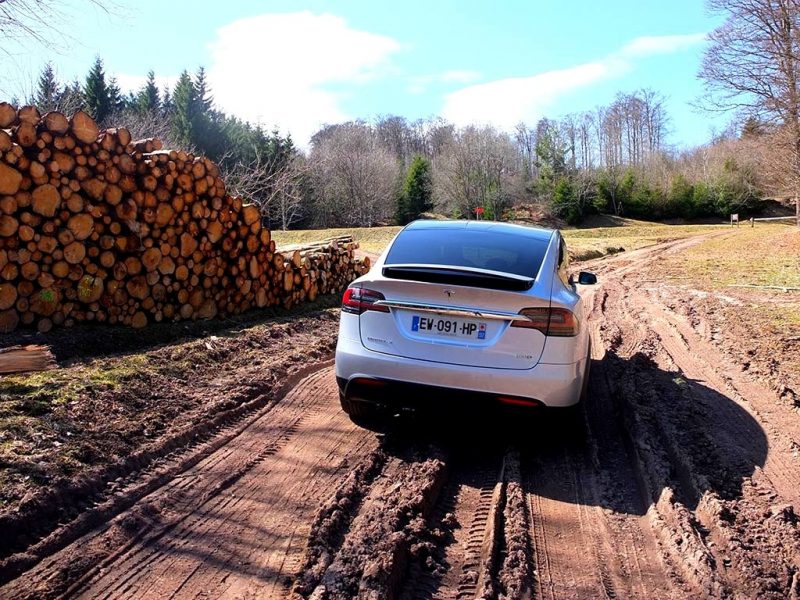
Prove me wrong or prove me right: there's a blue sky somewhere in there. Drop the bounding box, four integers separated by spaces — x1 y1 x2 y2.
0 0 726 147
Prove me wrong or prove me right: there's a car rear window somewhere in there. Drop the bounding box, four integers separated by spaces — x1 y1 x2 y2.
385 228 551 279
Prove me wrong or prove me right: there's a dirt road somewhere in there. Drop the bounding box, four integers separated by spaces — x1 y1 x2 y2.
3 234 800 599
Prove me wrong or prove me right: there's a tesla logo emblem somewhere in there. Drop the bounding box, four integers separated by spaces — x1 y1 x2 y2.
443 289 455 297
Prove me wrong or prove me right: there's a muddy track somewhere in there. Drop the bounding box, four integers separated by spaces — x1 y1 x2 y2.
1 367 378 599
3 232 800 599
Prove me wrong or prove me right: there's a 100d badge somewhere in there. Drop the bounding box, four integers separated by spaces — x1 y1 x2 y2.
411 315 487 339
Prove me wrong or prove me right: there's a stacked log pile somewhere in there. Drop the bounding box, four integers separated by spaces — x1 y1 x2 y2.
0 103 369 333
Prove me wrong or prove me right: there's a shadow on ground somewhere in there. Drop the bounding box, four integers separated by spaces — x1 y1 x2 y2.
354 350 767 517
0 294 341 363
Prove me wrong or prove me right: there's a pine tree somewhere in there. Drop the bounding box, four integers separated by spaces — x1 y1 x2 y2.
188 66 224 158
397 155 433 224
83 57 111 122
161 85 173 117
171 70 197 146
136 70 160 114
107 77 125 116
552 177 581 224
34 63 60 112
194 66 213 112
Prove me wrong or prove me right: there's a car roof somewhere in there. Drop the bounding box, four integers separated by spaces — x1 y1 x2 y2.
404 219 555 242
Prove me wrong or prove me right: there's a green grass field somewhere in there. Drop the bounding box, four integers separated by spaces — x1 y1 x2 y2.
659 222 800 289
562 219 732 260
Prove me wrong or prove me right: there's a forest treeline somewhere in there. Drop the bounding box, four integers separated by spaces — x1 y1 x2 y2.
23 57 770 230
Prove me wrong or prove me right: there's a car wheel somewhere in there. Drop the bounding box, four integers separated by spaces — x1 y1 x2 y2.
554 352 592 445
339 392 381 425
580 350 592 403
550 402 586 445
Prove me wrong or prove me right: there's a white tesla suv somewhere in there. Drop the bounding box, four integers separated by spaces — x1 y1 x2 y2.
335 220 596 420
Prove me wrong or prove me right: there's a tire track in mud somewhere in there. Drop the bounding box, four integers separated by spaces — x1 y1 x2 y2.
523 401 681 600
396 448 530 600
461 460 507 600
646 294 800 506
595 234 800 600
514 264 689 600
396 451 503 600
595 311 729 599
294 442 448 600
1 366 378 600
290 446 390 597
73 368 376 600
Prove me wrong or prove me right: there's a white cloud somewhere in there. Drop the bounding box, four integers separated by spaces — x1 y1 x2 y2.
206 11 400 145
441 33 706 129
407 69 481 95
442 63 614 129
440 70 482 83
620 33 706 58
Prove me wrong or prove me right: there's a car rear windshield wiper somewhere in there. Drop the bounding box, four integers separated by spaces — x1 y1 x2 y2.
382 263 535 291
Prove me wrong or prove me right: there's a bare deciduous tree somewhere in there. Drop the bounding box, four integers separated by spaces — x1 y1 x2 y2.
309 122 400 227
375 115 413 167
0 0 115 54
113 108 182 149
561 114 578 170
514 122 537 181
221 152 308 231
594 90 669 169
700 0 800 224
435 125 522 219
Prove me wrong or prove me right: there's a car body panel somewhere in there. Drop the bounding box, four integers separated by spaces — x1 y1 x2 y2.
335 334 586 407
357 279 550 369
335 220 592 408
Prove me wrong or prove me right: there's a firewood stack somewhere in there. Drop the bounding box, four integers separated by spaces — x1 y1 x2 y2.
0 103 369 333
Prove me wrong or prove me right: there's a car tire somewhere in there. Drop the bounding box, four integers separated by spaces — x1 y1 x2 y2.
580 349 592 404
551 350 588 443
339 392 381 424
551 402 586 444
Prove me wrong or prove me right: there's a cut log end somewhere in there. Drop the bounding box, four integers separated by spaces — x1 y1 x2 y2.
0 104 364 334
70 110 99 144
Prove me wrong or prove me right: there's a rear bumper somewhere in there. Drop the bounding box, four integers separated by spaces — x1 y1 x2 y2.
335 336 586 408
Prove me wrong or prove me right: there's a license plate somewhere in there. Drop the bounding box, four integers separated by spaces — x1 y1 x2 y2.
411 315 487 339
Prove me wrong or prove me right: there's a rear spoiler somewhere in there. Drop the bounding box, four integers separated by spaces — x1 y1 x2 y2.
381 263 534 292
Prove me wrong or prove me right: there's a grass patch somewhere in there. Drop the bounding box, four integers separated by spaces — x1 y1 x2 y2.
272 226 402 254
661 224 800 288
0 355 150 411
273 219 728 260
563 220 729 260
0 356 157 501
658 223 800 347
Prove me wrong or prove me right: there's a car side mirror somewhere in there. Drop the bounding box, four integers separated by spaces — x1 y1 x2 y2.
577 271 597 285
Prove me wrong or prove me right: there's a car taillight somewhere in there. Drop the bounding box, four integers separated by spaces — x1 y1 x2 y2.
341 287 390 315
511 307 579 337
496 395 542 408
